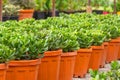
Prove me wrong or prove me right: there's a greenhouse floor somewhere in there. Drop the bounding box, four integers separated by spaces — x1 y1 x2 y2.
73 61 113 80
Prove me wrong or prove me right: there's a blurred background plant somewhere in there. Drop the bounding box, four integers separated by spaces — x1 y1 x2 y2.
8 0 35 9
2 0 20 16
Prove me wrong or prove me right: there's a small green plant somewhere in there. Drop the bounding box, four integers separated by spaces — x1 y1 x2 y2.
116 0 120 11
2 3 20 16
46 30 62 51
0 44 14 63
59 29 79 52
90 61 120 80
9 0 35 9
76 30 93 48
88 30 106 46
35 0 47 11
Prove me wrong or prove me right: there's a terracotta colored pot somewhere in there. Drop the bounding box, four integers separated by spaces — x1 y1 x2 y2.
117 37 120 59
89 45 104 70
6 59 40 80
59 51 77 80
100 42 108 67
38 50 62 80
19 9 34 20
74 48 92 78
106 39 120 63
0 64 7 80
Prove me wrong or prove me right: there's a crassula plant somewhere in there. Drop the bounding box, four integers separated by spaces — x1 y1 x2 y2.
59 29 79 52
1 25 48 60
46 29 62 51
88 30 106 46
0 44 14 63
76 30 93 48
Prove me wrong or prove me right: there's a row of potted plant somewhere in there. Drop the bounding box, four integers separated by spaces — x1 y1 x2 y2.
0 13 120 80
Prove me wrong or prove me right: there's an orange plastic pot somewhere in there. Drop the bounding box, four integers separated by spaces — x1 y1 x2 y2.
19 9 34 20
6 59 40 80
38 50 62 80
0 64 7 80
106 39 120 63
100 42 108 67
117 37 120 59
73 48 92 78
59 51 77 80
89 45 104 70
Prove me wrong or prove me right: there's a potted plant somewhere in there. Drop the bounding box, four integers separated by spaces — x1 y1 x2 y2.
92 6 104 14
56 0 68 15
1 24 48 80
56 0 84 14
58 29 79 80
33 0 47 19
106 25 120 63
0 44 14 80
2 1 20 21
74 30 93 78
10 0 35 20
91 0 104 14
103 6 113 15
38 29 62 80
88 30 106 70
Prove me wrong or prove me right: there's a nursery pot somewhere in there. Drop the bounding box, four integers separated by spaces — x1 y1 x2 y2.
106 39 120 63
38 49 62 80
63 11 76 14
92 10 103 14
33 11 47 20
89 45 104 70
46 11 60 17
117 37 120 59
100 42 108 67
103 11 109 15
19 9 34 20
59 51 77 80
2 16 18 21
100 42 108 68
6 59 40 80
77 10 86 13
74 48 92 78
0 64 7 80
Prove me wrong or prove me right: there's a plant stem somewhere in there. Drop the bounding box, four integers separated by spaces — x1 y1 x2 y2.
52 0 55 17
0 0 2 21
114 0 117 14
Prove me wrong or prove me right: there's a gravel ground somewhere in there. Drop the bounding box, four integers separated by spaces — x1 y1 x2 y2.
73 63 111 80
